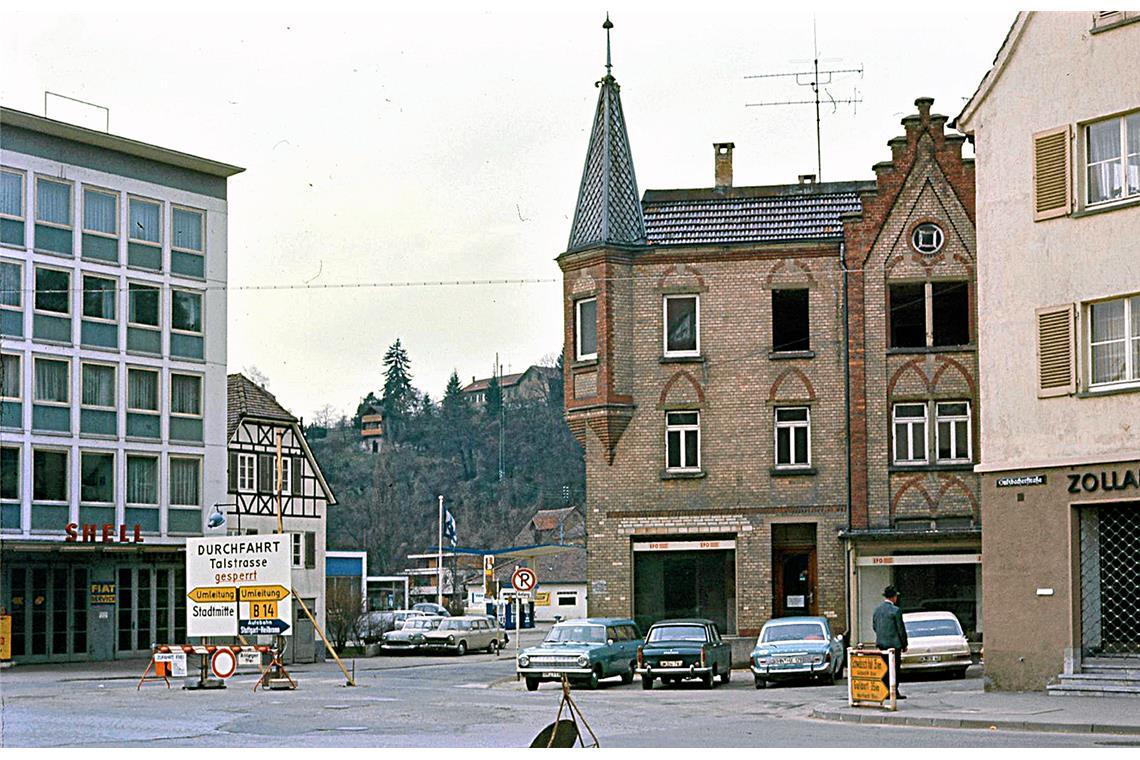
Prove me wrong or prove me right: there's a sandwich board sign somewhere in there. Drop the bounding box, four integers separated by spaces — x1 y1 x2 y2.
847 647 897 711
186 535 293 637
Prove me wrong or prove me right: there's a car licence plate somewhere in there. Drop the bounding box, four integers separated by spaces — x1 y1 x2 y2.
543 672 561 678
921 655 942 662
660 660 683 667
779 657 804 665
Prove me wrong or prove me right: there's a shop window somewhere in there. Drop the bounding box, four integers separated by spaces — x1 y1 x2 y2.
772 289 810 352
665 410 700 471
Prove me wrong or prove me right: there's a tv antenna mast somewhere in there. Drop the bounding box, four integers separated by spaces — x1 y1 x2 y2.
744 16 863 181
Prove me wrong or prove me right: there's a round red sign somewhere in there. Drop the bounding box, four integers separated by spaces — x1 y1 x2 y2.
511 567 537 592
210 647 238 679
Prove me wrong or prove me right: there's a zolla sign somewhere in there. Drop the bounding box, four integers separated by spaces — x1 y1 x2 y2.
186 535 293 637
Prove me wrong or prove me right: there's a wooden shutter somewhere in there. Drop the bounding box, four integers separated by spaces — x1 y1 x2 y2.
1037 305 1076 397
304 532 316 569
291 456 303 495
1033 126 1071 221
227 452 237 492
258 454 274 493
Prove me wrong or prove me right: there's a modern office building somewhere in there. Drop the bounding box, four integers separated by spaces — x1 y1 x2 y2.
956 11 1140 692
0 106 242 662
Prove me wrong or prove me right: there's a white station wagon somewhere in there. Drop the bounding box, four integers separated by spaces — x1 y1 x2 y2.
900 611 973 678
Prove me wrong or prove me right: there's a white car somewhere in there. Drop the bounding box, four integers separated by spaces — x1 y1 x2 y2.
900 611 973 678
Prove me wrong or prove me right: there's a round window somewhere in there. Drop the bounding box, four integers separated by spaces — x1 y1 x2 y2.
912 223 944 254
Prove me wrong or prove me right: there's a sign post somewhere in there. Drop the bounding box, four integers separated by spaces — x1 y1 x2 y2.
510 567 538 667
847 647 897 711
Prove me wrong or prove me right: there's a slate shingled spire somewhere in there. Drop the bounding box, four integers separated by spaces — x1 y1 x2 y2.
567 15 646 251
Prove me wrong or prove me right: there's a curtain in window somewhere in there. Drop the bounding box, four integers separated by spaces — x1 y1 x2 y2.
172 208 203 251
0 261 19 308
34 360 68 403
1 171 21 217
82 364 115 407
127 369 158 411
1088 120 1123 203
83 277 116 320
1 354 19 399
129 284 159 326
37 180 71 225
1128 114 1140 196
129 199 161 243
127 456 158 504
171 374 201 415
169 458 200 505
84 190 117 234
1091 299 1126 383
172 291 202 332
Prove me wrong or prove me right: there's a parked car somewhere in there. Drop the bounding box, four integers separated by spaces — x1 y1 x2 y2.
412 602 451 617
749 616 845 689
381 615 443 653
900 611 972 678
422 615 506 655
636 618 732 690
358 609 429 644
516 618 641 691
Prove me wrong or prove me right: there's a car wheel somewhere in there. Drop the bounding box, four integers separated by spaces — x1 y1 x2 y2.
955 667 969 679
824 661 836 685
621 663 636 685
703 669 716 689
488 640 498 654
456 641 467 656
720 667 731 685
525 677 539 692
641 675 654 690
754 677 766 690
586 666 601 690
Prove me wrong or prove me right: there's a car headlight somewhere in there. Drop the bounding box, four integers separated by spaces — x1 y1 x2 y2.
518 655 530 668
448 635 455 643
812 655 824 664
576 655 589 668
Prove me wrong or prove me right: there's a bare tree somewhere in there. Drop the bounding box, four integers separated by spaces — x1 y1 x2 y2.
243 365 271 390
325 578 364 651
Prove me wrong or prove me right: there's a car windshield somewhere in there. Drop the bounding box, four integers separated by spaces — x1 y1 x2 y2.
405 619 436 630
905 618 963 637
761 623 827 642
438 619 471 631
647 625 707 643
545 625 605 644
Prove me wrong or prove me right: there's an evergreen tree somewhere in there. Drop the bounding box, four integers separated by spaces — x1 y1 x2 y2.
353 391 381 429
485 374 503 419
382 339 414 438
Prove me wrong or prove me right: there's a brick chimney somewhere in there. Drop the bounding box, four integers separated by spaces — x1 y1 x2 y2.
714 142 734 190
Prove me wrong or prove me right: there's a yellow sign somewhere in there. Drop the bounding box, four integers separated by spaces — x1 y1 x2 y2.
239 585 290 602
851 677 890 702
849 652 889 680
535 592 551 606
0 615 11 660
249 600 278 619
188 587 237 603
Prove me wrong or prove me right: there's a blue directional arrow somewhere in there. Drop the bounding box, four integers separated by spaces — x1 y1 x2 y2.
239 619 291 635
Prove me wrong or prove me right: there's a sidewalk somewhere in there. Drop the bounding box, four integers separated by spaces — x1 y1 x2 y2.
811 685 1140 736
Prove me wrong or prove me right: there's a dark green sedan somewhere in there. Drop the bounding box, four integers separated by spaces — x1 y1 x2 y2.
636 618 733 690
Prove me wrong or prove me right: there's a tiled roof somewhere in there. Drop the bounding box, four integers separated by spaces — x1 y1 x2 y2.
642 181 873 246
227 374 296 440
530 506 580 533
461 366 556 394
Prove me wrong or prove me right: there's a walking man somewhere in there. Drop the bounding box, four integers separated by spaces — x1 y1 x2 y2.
872 585 908 699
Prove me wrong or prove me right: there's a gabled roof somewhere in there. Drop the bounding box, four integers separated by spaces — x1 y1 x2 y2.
227 374 295 441
567 72 646 251
461 365 556 394
529 506 580 533
642 181 872 246
953 12 1029 132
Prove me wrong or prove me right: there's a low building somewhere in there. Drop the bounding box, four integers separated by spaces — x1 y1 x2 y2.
461 365 558 407
225 373 336 663
358 403 383 454
956 11 1140 692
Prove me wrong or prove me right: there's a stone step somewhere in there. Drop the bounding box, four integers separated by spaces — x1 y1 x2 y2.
1058 674 1140 688
1047 681 1140 697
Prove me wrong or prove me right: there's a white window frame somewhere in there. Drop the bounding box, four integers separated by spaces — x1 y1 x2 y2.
79 449 115 505
171 205 205 253
1 445 20 501
81 185 119 238
662 294 701 358
34 265 71 317
170 372 203 419
126 366 160 415
664 410 701 472
292 532 304 567
32 447 69 503
1 167 26 223
125 453 160 507
32 355 70 406
237 452 256 492
0 258 22 311
892 402 929 465
81 274 118 323
34 175 73 230
1087 293 1140 391
575 297 598 362
1084 110 1140 208
279 456 293 493
1 352 21 402
80 361 117 411
170 288 204 336
934 401 973 464
774 406 812 469
127 281 162 329
168 455 202 507
127 195 163 246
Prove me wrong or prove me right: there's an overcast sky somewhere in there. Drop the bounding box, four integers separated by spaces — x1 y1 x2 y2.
3 4 1022 420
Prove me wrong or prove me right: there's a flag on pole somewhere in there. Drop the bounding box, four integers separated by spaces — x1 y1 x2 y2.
443 510 458 547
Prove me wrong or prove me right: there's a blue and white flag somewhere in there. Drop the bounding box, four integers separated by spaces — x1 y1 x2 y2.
443 510 458 547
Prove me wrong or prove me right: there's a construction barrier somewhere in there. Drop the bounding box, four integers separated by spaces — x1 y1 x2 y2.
138 644 274 690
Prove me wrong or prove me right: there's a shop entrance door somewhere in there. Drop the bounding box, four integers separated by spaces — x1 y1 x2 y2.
1 565 89 662
116 565 185 656
1081 502 1140 657
773 548 817 618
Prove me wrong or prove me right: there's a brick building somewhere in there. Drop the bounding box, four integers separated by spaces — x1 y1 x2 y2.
556 45 870 637
842 99 982 645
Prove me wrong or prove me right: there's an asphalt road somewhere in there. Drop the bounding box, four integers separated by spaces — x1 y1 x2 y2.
0 651 1120 748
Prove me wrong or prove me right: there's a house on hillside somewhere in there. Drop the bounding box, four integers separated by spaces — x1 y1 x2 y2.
358 402 384 453
461 365 558 407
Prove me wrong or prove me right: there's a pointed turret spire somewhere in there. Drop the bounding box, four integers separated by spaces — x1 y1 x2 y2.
566 15 646 252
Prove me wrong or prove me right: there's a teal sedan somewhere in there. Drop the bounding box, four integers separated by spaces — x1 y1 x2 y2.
516 618 642 690
750 616 845 688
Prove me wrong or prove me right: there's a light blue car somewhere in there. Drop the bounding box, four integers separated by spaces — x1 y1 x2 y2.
516 618 641 691
750 616 845 689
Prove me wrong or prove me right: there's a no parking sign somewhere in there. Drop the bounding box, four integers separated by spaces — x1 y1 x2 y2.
511 567 538 593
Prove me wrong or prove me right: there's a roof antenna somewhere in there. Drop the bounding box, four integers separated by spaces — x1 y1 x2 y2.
603 13 613 77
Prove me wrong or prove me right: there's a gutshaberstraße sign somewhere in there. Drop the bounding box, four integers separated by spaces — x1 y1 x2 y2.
1067 466 1140 495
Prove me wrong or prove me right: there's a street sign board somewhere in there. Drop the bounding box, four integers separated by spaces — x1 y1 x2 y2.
847 648 896 710
186 535 292 637
154 651 188 677
511 567 537 592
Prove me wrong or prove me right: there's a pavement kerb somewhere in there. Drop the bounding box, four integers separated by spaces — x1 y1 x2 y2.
810 708 1140 736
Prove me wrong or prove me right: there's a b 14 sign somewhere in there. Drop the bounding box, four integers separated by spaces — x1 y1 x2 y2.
185 535 293 637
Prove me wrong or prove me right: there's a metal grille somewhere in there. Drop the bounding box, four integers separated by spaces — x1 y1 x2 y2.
1081 503 1140 656
528 655 581 667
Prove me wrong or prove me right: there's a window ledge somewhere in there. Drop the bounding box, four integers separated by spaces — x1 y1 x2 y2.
572 358 599 370
660 470 706 480
888 463 974 473
1090 14 1140 34
1073 195 1140 218
768 350 815 360
660 355 705 365
886 345 976 355
1078 384 1140 399
770 466 817 477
